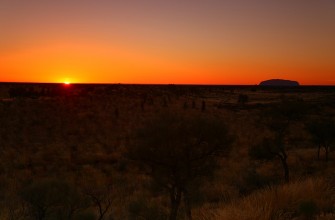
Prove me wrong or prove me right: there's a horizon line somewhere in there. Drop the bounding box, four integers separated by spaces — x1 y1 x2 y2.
0 81 334 87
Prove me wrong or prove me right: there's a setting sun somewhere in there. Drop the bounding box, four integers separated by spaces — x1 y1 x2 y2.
0 0 335 218
0 1 334 85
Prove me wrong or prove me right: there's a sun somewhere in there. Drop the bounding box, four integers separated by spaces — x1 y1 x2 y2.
64 81 70 85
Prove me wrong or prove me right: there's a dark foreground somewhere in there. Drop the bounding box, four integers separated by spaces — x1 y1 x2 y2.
0 83 334 220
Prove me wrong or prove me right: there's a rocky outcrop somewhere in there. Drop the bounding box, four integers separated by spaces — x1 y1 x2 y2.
259 79 300 86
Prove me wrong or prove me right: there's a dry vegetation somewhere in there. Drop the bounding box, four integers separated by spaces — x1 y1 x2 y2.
0 83 335 220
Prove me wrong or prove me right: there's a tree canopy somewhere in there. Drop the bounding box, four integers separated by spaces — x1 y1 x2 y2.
128 113 233 220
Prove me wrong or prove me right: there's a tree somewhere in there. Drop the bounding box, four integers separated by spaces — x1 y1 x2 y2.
20 179 86 220
84 186 113 220
249 137 289 182
128 113 233 220
238 94 249 105
81 174 114 220
250 100 306 183
306 119 335 161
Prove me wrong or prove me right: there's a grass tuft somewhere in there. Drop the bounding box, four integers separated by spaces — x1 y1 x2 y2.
216 178 334 220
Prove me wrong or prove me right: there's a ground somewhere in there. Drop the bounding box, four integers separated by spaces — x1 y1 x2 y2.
0 83 334 220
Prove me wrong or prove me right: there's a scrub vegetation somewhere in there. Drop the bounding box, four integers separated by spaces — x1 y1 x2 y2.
0 83 335 220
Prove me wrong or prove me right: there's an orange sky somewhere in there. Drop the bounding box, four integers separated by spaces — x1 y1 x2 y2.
1 0 334 85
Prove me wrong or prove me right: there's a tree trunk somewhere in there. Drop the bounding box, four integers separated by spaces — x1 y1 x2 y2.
67 209 74 220
37 208 46 220
183 189 192 220
278 152 289 183
317 145 321 160
325 145 329 162
282 158 289 183
169 187 182 220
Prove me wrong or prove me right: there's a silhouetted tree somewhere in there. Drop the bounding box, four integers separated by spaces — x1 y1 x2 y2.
306 119 335 161
20 179 86 220
82 176 114 220
249 137 289 182
128 113 233 220
249 100 306 183
85 189 112 220
238 94 249 105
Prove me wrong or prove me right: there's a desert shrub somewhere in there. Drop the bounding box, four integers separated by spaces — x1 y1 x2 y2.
128 199 166 220
238 94 249 105
249 137 291 182
249 139 276 160
236 168 274 195
305 119 335 161
73 211 96 220
250 100 307 182
128 112 234 220
79 168 117 220
20 179 86 220
115 158 128 172
298 200 318 219
216 178 334 220
82 183 113 220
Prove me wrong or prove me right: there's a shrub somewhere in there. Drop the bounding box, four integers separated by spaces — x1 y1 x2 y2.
128 199 166 220
217 178 333 220
128 112 234 220
238 94 249 105
20 179 85 220
298 200 318 219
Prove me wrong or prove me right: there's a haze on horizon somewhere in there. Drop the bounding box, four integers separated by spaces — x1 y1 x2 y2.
1 0 334 85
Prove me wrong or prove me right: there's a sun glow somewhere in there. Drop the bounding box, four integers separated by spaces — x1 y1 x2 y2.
64 81 70 85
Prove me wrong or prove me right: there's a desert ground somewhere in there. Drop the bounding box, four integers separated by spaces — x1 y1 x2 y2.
0 83 335 220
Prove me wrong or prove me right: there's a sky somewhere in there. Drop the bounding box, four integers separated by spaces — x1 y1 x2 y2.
1 0 334 85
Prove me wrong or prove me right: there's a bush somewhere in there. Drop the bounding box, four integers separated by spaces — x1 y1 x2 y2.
298 200 318 219
128 112 234 220
217 178 332 220
20 179 85 220
73 211 96 220
128 199 166 220
238 94 249 105
237 169 274 195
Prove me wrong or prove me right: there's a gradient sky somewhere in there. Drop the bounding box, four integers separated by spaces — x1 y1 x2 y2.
1 0 334 84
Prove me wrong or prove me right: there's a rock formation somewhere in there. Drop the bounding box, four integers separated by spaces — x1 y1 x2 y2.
259 79 300 86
